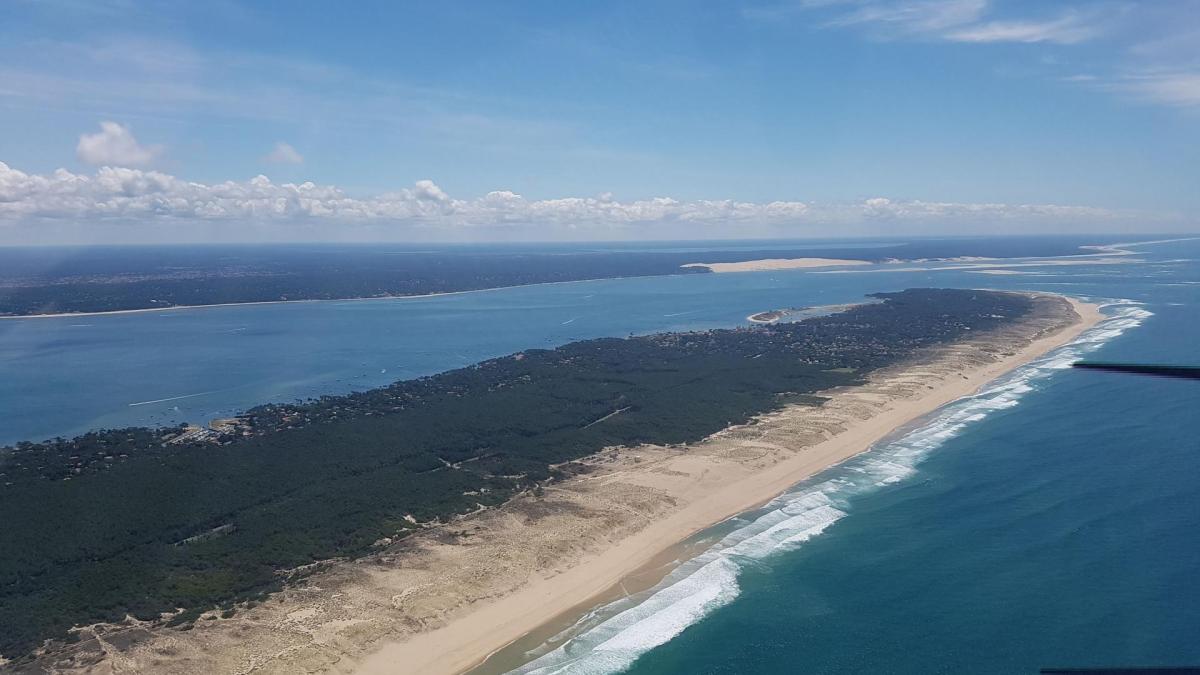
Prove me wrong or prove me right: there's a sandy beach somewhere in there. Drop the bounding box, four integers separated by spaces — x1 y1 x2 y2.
816 257 1141 276
30 293 1101 675
357 295 1100 675
680 258 873 273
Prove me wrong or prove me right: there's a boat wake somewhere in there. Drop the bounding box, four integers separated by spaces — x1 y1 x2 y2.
508 299 1152 675
127 390 224 407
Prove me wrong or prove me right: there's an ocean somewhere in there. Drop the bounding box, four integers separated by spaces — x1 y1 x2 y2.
1 237 1198 673
499 240 1200 674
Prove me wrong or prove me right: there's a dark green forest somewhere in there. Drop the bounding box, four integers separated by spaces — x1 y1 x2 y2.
0 288 1034 660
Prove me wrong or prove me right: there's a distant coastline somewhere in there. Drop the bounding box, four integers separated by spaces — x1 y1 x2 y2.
0 263 871 320
681 257 873 273
0 274 671 320
0 255 1076 320
7 235 1181 319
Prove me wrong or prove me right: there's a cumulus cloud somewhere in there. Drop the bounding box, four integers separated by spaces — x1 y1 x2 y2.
75 121 163 167
262 142 304 165
0 161 1138 239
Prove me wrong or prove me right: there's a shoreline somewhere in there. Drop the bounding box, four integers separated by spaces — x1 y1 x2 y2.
746 309 786 323
681 257 873 273
0 277 643 320
354 295 1103 675
0 264 872 321
0 260 874 320
2 237 1190 321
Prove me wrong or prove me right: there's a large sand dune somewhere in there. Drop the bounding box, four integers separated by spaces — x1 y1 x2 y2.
681 258 873 272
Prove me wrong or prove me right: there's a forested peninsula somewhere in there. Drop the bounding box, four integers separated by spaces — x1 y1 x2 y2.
0 288 1035 662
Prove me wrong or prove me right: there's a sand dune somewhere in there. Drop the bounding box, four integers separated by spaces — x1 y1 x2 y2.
681 258 872 272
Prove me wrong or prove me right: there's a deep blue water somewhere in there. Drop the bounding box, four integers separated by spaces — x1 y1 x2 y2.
1 237 1197 674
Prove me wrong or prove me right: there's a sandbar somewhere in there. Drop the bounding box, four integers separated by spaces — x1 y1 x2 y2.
681 258 873 273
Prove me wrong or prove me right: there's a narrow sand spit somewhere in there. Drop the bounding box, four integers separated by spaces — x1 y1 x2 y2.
680 258 872 273
28 294 1101 675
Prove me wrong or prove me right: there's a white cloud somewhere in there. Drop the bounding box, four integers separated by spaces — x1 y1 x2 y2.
945 13 1106 45
1105 71 1200 108
0 160 1144 240
785 0 1116 46
262 142 304 165
831 0 988 34
75 121 163 167
851 196 1119 222
753 1 1200 111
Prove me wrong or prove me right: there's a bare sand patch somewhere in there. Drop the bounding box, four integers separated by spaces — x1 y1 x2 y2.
681 258 872 273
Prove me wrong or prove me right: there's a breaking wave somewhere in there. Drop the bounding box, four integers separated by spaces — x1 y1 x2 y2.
509 299 1151 675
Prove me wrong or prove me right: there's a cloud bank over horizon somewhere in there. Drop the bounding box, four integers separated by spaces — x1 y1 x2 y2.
2 1 1196 243
0 159 1177 245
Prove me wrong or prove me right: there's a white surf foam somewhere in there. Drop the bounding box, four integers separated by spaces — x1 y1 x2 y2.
508 299 1150 675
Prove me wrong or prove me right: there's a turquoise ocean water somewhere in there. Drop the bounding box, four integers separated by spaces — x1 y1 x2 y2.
1 238 1198 672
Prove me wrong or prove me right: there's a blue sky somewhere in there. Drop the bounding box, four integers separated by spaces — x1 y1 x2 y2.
0 0 1197 243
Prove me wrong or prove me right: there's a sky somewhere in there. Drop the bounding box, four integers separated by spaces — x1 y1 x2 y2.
0 0 1197 244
